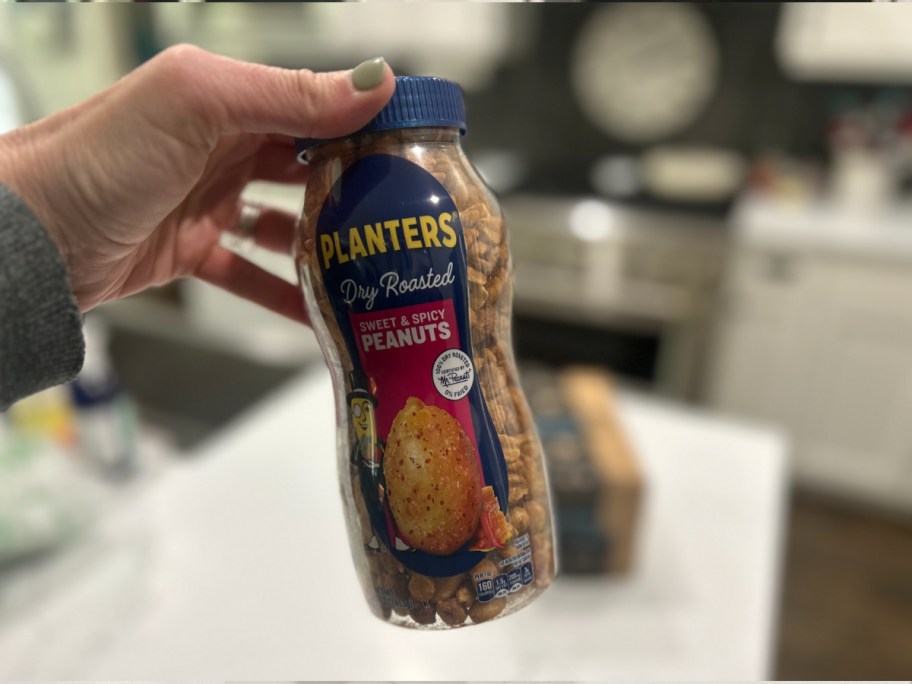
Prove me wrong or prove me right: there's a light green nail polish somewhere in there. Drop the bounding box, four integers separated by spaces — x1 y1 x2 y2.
351 57 386 91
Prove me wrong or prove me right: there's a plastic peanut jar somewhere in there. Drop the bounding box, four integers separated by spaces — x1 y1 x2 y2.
294 76 556 629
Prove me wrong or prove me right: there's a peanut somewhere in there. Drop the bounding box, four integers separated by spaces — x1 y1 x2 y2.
391 574 410 602
432 574 464 602
455 584 476 611
469 597 506 624
409 602 437 626
436 597 469 626
527 500 547 532
408 574 436 602
471 558 498 581
510 506 530 535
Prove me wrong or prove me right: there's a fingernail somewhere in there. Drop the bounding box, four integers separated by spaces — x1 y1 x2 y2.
351 57 387 91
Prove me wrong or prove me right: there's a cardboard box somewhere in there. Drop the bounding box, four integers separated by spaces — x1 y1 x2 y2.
521 364 644 575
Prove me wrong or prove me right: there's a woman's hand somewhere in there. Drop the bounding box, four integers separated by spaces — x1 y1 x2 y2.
0 46 394 323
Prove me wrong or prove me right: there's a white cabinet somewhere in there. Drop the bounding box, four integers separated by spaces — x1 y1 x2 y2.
778 4 912 83
708 243 912 511
797 263 912 508
709 250 821 428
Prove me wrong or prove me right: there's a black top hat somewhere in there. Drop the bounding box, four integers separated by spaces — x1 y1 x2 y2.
347 369 378 405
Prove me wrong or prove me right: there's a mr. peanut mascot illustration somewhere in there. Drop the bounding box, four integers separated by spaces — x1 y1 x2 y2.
348 370 383 550
347 370 411 552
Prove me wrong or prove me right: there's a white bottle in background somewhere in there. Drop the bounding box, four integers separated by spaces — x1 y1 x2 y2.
70 316 138 479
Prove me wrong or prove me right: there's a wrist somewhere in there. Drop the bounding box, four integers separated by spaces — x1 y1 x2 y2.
0 128 75 291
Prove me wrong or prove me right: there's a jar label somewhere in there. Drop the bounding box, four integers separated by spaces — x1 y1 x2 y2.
315 154 511 578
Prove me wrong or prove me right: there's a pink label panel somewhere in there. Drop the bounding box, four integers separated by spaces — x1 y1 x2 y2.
350 299 479 450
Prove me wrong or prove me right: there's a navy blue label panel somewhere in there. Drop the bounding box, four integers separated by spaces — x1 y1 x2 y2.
316 153 509 577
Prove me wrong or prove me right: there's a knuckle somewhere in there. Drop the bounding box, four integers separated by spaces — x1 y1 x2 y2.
151 44 207 92
286 69 331 127
159 43 205 64
147 45 220 137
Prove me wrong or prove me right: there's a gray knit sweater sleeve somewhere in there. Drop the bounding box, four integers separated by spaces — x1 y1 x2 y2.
0 182 84 410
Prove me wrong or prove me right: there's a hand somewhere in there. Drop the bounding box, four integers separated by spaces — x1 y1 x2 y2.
0 46 394 323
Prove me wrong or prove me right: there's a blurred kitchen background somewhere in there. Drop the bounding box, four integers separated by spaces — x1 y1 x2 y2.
2 2 912 680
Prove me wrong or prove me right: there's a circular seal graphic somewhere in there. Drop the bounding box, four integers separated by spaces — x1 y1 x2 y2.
433 349 475 400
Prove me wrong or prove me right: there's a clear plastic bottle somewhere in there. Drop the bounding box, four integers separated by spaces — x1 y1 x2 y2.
295 76 555 629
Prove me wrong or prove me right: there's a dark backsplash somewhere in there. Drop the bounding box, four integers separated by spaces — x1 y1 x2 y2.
461 4 907 200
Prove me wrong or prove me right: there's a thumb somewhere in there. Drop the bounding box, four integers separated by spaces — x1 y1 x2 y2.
126 45 395 143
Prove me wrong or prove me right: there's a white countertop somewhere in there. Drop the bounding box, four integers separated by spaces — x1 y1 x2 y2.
734 194 912 261
0 368 789 680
